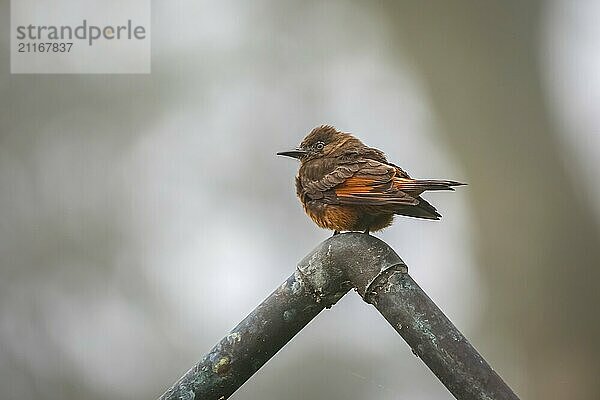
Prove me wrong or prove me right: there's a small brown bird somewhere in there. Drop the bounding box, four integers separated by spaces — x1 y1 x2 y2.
277 125 465 234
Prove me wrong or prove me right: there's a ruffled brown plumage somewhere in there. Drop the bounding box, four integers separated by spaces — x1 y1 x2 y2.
278 125 465 233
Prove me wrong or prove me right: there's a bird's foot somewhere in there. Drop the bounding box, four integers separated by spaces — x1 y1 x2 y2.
363 229 370 235
332 230 340 236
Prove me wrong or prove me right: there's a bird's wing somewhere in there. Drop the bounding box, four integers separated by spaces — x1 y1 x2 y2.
388 162 411 179
303 159 419 206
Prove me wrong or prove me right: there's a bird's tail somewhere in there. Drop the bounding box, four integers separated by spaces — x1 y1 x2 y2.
396 179 465 193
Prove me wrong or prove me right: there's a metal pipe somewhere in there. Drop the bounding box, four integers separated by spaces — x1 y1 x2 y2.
158 233 519 400
158 243 352 400
368 270 518 400
340 233 519 400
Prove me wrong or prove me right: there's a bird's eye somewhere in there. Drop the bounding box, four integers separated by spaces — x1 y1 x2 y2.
315 142 325 150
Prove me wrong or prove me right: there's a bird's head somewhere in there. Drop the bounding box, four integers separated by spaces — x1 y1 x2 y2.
277 125 358 162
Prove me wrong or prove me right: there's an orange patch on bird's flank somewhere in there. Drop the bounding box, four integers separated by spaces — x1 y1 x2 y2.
323 206 357 230
305 204 358 231
335 186 372 195
335 176 380 195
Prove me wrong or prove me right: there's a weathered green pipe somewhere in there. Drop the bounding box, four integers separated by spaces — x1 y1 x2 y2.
157 239 352 400
158 233 519 400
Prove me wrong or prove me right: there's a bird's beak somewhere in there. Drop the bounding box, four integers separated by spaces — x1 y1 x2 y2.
276 148 307 160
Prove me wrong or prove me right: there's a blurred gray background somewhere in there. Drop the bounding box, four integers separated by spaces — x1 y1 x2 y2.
2 1 600 399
